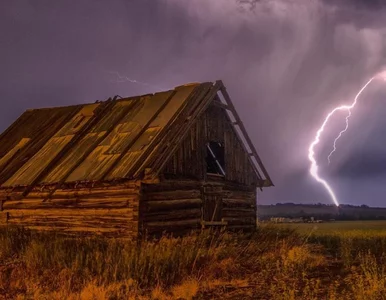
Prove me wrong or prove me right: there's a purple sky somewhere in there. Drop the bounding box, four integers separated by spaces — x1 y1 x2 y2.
1 0 386 206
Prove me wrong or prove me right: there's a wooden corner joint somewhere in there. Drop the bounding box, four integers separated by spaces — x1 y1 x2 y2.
141 168 160 184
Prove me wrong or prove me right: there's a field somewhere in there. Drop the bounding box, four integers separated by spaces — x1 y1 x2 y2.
276 220 386 235
1 223 386 299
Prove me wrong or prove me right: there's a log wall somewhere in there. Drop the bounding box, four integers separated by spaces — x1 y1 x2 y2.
140 181 202 236
162 104 258 186
0 184 140 238
221 184 257 230
0 179 256 237
140 179 257 236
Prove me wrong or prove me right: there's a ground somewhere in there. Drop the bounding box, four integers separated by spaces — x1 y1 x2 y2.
276 220 386 234
1 222 386 299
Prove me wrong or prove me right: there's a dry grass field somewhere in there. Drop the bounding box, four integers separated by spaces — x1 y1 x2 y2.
1 223 386 299
276 220 386 234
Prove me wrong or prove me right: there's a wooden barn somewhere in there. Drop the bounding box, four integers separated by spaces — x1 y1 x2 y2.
0 80 273 238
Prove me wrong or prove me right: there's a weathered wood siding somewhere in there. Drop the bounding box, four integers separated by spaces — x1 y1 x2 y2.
140 179 256 236
140 181 202 236
221 184 256 229
162 104 258 186
0 184 140 238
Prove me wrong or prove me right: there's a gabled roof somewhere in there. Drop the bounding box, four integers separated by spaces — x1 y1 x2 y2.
0 81 272 193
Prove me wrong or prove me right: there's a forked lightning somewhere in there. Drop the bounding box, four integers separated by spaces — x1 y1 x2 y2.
308 71 386 206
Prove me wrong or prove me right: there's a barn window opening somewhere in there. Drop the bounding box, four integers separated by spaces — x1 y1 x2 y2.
206 141 225 176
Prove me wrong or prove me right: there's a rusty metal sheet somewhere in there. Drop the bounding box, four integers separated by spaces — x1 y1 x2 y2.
106 84 198 180
2 104 100 187
41 100 135 184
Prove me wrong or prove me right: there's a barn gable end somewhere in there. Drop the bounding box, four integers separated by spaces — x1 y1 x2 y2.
139 82 273 236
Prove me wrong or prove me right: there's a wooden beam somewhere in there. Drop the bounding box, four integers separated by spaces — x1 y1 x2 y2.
212 101 229 110
217 81 274 187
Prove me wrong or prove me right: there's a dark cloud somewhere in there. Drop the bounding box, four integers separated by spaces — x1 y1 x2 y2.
1 0 386 206
336 151 386 178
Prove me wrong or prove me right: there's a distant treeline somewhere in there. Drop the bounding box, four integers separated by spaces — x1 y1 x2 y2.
257 203 386 221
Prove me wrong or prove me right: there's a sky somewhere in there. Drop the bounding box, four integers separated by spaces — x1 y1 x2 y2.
1 0 386 206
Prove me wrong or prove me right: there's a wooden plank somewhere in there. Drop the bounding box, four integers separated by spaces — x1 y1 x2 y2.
222 183 257 191
218 81 273 186
222 208 256 218
53 187 139 197
201 221 227 226
144 198 202 212
211 101 229 109
143 208 201 222
144 190 201 200
7 208 137 231
7 208 132 217
145 219 201 228
222 198 254 208
24 188 139 199
8 219 133 230
0 212 8 224
3 198 132 209
142 181 201 192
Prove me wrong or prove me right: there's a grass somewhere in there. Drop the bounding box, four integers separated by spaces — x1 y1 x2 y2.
275 220 386 234
0 223 386 299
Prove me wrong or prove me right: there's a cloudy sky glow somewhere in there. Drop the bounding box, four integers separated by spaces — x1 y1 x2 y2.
1 0 386 206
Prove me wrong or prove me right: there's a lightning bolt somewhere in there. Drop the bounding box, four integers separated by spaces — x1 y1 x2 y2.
108 71 166 90
308 76 377 207
327 78 375 164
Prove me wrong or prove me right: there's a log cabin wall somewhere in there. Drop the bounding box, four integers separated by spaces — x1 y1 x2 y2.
140 181 202 237
0 182 141 239
221 183 257 230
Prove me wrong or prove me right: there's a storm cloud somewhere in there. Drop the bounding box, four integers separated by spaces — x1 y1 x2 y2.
1 0 386 206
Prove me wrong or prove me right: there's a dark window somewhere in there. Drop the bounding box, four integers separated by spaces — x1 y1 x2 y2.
206 141 225 175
